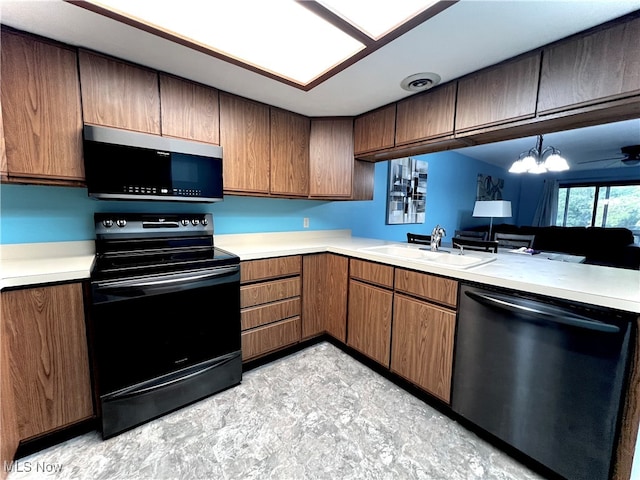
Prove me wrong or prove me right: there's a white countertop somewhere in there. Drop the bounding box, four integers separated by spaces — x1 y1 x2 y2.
0 241 95 290
2 231 639 313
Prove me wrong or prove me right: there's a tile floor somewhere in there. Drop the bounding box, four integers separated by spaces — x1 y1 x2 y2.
8 342 546 480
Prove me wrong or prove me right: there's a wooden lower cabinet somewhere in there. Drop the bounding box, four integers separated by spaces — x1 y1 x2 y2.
240 257 302 361
1 295 19 477
2 283 93 441
347 280 393 367
390 294 456 403
302 254 348 341
241 317 301 361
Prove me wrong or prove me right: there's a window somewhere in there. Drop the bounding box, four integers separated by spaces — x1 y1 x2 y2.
556 182 640 243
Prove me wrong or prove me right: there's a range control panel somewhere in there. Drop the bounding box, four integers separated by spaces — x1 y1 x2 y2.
95 213 213 238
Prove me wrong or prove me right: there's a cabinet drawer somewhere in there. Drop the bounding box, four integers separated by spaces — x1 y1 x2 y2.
241 297 300 331
394 269 458 308
241 317 301 361
241 256 301 284
391 294 455 403
240 277 300 308
350 259 394 288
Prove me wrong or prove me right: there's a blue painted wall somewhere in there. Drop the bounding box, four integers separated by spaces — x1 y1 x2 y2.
6 151 632 245
348 151 522 242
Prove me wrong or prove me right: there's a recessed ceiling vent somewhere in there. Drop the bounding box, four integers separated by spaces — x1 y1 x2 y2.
400 72 441 92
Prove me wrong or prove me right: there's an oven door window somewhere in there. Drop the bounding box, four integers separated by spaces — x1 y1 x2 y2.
90 275 240 395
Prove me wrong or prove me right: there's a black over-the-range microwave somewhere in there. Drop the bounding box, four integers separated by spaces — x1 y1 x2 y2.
83 124 224 202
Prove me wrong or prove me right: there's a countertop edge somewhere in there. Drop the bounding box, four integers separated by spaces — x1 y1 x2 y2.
1 236 638 314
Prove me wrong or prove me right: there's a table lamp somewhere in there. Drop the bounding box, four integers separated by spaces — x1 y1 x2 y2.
472 200 512 240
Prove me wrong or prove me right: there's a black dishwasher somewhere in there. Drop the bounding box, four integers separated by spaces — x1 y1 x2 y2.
452 284 634 480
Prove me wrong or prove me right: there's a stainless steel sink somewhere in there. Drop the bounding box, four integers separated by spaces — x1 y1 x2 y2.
359 244 496 269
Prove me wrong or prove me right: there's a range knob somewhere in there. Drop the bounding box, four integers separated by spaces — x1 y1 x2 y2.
191 219 200 226
181 219 189 226
102 219 113 228
116 219 127 228
201 218 208 226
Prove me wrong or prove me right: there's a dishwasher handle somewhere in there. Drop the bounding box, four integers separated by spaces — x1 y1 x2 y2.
464 290 620 333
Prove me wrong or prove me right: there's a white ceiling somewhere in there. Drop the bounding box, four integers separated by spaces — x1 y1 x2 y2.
457 118 640 172
1 0 639 171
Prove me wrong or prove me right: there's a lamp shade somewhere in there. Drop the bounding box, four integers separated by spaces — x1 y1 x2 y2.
472 200 512 218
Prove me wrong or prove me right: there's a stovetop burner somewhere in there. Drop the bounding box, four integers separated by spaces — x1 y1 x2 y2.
91 213 238 281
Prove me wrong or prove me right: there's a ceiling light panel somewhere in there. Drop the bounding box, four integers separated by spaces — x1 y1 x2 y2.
318 0 439 39
87 0 365 85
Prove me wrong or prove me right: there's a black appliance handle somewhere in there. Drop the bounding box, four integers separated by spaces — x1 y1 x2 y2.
464 290 620 333
102 352 239 401
95 265 239 290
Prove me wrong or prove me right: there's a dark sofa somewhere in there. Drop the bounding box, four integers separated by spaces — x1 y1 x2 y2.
469 224 640 270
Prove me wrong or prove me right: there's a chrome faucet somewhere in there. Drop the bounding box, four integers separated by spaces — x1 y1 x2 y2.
431 224 446 251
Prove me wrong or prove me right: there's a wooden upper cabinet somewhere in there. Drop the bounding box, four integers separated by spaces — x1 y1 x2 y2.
0 92 8 180
455 53 541 133
351 160 375 201
79 50 160 134
354 104 396 154
309 118 354 198
270 108 310 196
159 74 219 144
538 17 640 115
1 30 84 183
2 283 93 440
219 93 270 194
395 83 456 145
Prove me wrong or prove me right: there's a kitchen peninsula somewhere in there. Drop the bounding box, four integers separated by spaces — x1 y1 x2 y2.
2 229 639 480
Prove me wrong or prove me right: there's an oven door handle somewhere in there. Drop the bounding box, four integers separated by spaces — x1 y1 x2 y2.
95 265 239 291
102 352 240 402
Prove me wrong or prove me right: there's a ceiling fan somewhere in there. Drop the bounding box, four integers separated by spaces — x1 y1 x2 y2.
578 145 640 168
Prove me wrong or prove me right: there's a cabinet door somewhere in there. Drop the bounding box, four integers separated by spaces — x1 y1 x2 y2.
347 280 393 367
391 294 455 403
538 17 640 115
354 104 396 154
79 50 160 134
1 297 19 470
455 53 541 133
395 83 456 145
351 160 375 201
302 254 348 341
1 31 84 183
3 283 93 440
270 108 309 196
219 93 270 194
309 118 354 198
159 74 219 144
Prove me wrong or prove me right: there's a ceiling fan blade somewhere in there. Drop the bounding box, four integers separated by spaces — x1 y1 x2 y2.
578 156 624 164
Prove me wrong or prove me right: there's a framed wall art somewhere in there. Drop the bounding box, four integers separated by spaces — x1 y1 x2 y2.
476 174 504 201
386 157 428 225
